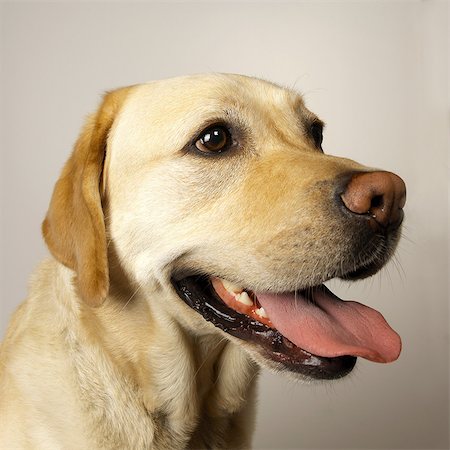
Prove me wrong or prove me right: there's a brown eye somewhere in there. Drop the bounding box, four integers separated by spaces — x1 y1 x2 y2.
195 126 231 153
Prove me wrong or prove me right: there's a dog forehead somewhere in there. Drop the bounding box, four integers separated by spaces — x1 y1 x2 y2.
109 74 306 155
138 73 300 107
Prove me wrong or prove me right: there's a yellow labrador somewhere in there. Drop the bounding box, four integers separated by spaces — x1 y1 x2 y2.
0 74 406 449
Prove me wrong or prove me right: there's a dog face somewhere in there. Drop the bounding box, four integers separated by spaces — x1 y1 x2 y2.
43 74 405 381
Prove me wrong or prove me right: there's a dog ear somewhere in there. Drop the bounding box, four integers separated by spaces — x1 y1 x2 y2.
42 87 133 307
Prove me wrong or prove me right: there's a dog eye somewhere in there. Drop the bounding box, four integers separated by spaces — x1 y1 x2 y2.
310 122 323 150
195 126 231 154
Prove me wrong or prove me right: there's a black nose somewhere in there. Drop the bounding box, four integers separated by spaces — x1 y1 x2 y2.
340 171 406 230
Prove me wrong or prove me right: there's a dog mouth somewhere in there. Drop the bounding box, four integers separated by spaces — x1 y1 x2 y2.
171 275 401 380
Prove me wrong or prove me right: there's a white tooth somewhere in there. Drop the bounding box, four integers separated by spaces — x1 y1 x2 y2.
255 307 268 318
221 278 243 294
236 292 253 306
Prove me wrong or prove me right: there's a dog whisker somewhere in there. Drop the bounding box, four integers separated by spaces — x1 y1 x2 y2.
119 282 144 312
193 337 227 384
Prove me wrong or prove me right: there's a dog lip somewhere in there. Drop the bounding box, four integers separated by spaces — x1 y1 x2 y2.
171 275 357 380
336 235 397 281
339 257 387 280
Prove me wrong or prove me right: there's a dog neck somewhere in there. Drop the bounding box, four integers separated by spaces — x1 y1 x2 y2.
64 258 260 448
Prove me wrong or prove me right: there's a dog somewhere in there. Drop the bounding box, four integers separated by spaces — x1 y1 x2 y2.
0 74 406 449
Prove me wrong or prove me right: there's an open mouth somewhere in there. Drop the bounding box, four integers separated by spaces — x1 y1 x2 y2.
171 276 401 380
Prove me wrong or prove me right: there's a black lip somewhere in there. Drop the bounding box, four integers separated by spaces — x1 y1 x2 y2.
338 244 394 281
171 275 356 380
340 261 383 280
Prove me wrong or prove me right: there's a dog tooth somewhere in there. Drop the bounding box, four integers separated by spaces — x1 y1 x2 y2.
236 292 253 306
221 279 243 294
255 307 268 318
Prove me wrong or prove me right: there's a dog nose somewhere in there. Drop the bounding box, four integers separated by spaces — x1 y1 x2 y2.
340 171 406 229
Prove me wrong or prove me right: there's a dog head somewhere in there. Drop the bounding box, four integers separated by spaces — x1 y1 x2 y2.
43 74 406 380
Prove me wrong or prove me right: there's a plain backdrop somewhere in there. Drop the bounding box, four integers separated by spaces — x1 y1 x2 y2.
1 1 449 449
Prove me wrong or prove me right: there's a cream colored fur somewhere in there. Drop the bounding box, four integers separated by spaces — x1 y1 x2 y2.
0 74 371 449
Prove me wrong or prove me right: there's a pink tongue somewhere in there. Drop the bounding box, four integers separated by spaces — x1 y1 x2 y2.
257 288 401 362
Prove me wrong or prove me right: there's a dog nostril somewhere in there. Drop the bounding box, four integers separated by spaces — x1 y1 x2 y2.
371 195 384 210
340 171 406 229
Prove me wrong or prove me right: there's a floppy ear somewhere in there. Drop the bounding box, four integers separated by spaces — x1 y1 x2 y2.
42 87 133 307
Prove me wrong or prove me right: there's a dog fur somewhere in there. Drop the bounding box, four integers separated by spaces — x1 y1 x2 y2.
0 74 396 449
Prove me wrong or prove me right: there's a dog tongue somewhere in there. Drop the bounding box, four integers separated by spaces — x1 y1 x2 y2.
257 287 401 362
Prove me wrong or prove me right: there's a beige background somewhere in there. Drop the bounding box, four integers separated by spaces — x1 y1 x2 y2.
1 1 448 449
